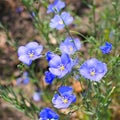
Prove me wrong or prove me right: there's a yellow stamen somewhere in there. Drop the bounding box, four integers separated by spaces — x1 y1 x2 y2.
90 71 95 76
69 47 73 51
29 53 34 58
59 65 65 71
59 20 63 25
62 99 68 104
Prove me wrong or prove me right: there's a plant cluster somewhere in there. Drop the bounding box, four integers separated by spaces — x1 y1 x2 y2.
0 0 120 120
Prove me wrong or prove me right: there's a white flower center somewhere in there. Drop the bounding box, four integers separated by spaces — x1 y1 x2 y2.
29 53 34 58
59 20 63 25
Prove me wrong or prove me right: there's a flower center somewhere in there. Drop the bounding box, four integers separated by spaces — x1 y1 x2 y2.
62 98 68 104
53 6 57 11
90 68 96 76
59 65 65 71
69 47 73 51
29 53 34 58
28 50 35 58
59 20 63 25
90 71 95 76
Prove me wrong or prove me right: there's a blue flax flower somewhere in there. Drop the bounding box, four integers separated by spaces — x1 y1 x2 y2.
45 71 56 84
46 51 56 62
16 7 24 13
50 12 73 30
32 89 42 102
16 72 29 85
18 42 43 65
79 58 107 81
49 54 72 78
60 37 81 55
39 107 59 120
99 42 112 54
52 86 76 109
47 0 65 13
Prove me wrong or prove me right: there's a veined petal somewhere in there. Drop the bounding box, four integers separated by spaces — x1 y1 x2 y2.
46 51 56 62
58 86 73 94
64 37 72 43
58 68 68 78
60 42 68 53
86 58 97 67
61 54 70 65
18 46 27 56
35 45 43 55
57 0 65 10
47 0 65 13
61 12 73 25
50 15 61 28
96 62 107 73
65 16 73 25
26 42 39 49
74 38 81 50
49 68 61 76
50 20 59 29
49 55 61 67
30 55 42 61
56 24 65 30
71 94 76 103
19 55 32 65
39 108 59 119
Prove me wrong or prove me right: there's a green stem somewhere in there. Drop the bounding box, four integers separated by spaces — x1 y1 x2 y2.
92 0 97 38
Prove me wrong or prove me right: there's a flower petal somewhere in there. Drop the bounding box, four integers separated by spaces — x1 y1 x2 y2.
35 45 43 55
49 55 61 67
19 55 32 65
61 54 70 65
18 46 27 56
26 42 39 49
58 86 73 94
74 38 81 50
58 68 68 78
49 68 61 76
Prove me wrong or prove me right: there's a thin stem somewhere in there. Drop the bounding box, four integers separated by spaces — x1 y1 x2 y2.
57 12 80 50
70 30 87 40
92 0 97 37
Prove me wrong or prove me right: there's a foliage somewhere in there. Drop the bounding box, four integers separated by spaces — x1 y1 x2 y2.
0 0 120 120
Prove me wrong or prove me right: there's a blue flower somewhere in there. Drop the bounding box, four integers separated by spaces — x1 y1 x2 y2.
32 90 42 102
18 42 43 65
99 42 112 54
49 54 72 78
45 71 56 84
16 7 24 13
16 72 29 85
52 86 76 109
60 37 81 55
79 58 107 81
50 12 73 30
109 31 114 39
39 107 59 120
70 57 79 68
47 0 65 13
46 51 56 62
30 12 36 18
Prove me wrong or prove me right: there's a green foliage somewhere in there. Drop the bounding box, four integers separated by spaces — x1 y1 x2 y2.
0 0 120 120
